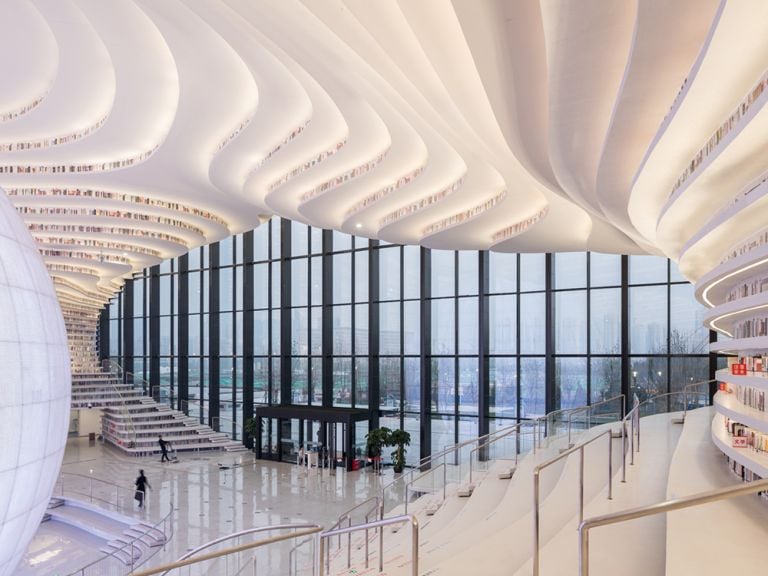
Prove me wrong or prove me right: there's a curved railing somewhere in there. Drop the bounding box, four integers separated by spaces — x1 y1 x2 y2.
159 523 322 576
578 479 768 575
67 498 174 576
131 524 322 576
56 471 143 515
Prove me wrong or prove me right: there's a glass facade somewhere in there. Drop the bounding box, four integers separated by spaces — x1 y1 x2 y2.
104 218 714 462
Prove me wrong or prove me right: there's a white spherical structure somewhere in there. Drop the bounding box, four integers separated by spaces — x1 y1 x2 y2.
0 188 70 576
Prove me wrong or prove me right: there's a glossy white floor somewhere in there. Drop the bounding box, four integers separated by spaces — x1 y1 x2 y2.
19 437 390 575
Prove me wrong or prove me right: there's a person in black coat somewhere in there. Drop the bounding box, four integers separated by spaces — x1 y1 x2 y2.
158 435 170 462
135 470 151 508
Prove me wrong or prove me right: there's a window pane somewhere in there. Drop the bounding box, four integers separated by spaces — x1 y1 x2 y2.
555 357 587 410
403 301 420 355
253 223 269 261
355 357 369 408
254 311 268 355
630 286 667 354
220 268 233 311
520 254 545 292
333 230 351 251
431 250 455 298
311 256 322 306
311 307 322 355
555 291 587 354
590 253 620 287
458 358 478 414
292 222 308 257
555 252 587 290
291 358 308 404
520 293 545 354
333 306 352 355
458 251 478 295
380 358 400 409
458 298 478 354
219 236 233 266
380 302 401 355
670 283 708 354
291 308 308 355
432 358 455 413
379 247 400 301
253 264 268 309
670 357 709 392
590 288 620 354
333 358 352 406
355 304 368 355
220 312 233 355
489 252 516 293
404 358 420 412
403 246 421 299
333 253 352 303
629 357 667 401
629 255 667 284
591 357 621 404
355 251 369 302
489 295 516 354
490 357 517 418
520 358 546 418
291 260 308 306
431 299 455 354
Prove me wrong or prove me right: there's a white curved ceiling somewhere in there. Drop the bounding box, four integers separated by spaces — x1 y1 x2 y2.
1 0 766 309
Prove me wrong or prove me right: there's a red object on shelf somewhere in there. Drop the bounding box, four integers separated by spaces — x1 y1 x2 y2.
731 363 747 376
733 436 749 448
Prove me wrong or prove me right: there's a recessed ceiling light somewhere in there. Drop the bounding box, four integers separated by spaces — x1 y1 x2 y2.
355 223 362 229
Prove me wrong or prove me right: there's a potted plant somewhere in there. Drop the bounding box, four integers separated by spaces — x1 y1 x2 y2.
244 417 259 451
388 429 411 474
365 427 392 474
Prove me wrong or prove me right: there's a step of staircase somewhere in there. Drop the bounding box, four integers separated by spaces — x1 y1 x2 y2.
70 367 247 456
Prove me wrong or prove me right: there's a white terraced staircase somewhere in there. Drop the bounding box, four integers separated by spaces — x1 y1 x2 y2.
71 370 247 455
311 406 768 576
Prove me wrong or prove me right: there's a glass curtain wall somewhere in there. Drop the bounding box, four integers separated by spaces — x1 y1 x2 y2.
105 218 713 458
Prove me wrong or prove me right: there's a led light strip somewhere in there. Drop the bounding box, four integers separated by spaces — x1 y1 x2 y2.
0 116 107 152
422 190 507 237
0 144 159 174
7 187 228 226
16 206 207 236
491 207 550 242
701 256 768 307
379 177 464 229
26 224 190 247
299 147 390 203
266 139 347 193
344 166 425 220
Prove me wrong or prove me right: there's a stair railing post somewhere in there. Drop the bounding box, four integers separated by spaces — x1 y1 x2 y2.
578 446 584 526
607 433 613 500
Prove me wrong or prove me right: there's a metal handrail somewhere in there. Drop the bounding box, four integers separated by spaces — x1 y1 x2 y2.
405 463 446 514
57 471 141 514
131 525 323 576
621 395 640 482
319 514 419 576
325 496 383 572
161 522 322 576
578 478 768 575
565 395 626 447
68 501 174 576
469 423 535 484
532 429 614 576
679 378 717 422
380 421 522 513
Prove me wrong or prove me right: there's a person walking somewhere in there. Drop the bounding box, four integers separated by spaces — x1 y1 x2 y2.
135 469 150 508
158 435 170 462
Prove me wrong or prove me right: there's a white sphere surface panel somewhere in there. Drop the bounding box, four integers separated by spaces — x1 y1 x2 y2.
0 187 70 576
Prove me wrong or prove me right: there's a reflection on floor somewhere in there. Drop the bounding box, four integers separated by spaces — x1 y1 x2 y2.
22 437 388 574
17 521 104 576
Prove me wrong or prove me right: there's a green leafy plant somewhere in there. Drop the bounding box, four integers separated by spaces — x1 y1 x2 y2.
244 417 259 450
365 427 392 459
388 429 411 474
